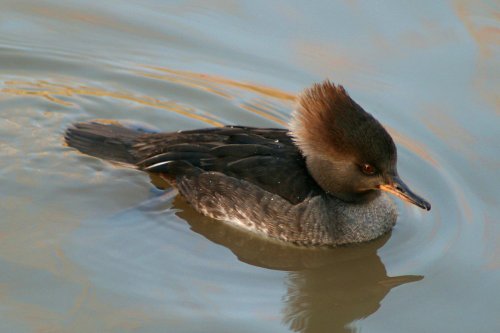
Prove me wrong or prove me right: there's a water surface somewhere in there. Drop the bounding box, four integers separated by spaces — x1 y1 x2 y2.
0 1 499 332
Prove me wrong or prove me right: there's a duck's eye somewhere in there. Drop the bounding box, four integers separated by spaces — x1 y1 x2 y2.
360 163 376 175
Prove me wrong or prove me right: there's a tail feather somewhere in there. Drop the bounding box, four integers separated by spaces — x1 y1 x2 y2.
65 121 143 164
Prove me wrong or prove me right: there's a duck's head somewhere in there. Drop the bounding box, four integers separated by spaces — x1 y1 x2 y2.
290 80 431 211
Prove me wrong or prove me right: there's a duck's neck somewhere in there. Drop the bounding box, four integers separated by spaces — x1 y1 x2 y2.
332 188 380 204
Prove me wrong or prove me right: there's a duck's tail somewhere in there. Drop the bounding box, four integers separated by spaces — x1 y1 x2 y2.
64 121 147 165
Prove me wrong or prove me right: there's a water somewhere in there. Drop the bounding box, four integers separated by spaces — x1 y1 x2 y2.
0 1 498 332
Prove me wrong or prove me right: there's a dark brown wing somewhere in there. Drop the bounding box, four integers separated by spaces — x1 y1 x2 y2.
65 121 144 163
134 126 322 204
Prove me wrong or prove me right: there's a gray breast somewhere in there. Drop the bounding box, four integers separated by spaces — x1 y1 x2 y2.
320 194 398 245
175 171 398 246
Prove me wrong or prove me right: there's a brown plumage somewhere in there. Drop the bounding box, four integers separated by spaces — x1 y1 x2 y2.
291 81 396 167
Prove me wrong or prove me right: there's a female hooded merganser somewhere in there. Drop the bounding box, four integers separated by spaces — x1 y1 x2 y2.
65 80 430 246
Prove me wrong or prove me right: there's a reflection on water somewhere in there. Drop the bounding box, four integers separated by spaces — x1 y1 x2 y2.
142 193 423 333
1 0 499 332
283 260 421 333
1 65 295 127
204 221 422 333
1 79 224 126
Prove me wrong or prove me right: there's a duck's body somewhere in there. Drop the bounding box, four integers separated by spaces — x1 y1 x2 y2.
65 81 429 246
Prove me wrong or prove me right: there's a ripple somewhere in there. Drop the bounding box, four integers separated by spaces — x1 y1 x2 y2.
1 1 497 332
0 48 473 277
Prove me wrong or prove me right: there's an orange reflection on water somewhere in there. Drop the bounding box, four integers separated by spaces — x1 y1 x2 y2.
134 65 297 125
137 71 233 99
1 80 224 127
2 82 74 107
454 0 499 58
421 104 477 157
141 66 296 101
386 125 438 167
2 66 298 128
240 103 287 126
454 0 500 113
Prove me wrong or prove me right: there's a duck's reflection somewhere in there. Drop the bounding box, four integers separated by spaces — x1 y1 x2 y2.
143 181 422 333
281 252 422 333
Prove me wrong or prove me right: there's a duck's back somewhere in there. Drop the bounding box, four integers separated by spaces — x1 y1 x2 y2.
65 122 322 204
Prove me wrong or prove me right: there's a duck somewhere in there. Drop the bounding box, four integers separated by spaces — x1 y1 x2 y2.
65 80 430 246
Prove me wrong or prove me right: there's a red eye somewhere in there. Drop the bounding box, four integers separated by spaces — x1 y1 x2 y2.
361 163 376 175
